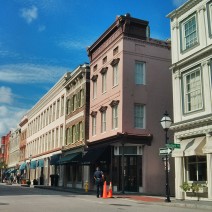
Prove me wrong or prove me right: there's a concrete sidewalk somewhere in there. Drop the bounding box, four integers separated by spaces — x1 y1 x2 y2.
33 185 212 211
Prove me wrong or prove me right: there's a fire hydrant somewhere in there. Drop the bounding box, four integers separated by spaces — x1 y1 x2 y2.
84 181 89 192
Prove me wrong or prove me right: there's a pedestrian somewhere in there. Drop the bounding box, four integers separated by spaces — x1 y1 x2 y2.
93 166 104 198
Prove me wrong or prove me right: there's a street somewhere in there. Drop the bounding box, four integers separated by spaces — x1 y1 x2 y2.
0 184 207 212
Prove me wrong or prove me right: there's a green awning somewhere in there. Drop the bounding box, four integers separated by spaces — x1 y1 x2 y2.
50 154 61 165
30 160 37 169
58 152 82 165
37 159 44 167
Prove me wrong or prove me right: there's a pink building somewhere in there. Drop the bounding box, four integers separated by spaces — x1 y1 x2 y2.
85 14 173 195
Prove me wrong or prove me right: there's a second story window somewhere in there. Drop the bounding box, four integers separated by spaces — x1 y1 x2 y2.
91 75 98 99
181 14 198 51
134 104 145 129
183 67 203 113
135 61 145 85
111 58 120 87
91 111 97 136
101 67 108 94
99 106 107 133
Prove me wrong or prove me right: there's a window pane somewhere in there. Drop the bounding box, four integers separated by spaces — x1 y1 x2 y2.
135 62 145 84
134 104 144 128
184 68 203 112
113 64 118 86
183 15 198 50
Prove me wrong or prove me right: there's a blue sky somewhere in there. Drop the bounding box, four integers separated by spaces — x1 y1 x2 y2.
0 0 187 137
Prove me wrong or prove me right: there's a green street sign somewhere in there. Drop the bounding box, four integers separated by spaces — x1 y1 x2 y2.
165 143 181 149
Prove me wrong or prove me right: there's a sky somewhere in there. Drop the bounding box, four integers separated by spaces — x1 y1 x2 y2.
0 0 188 138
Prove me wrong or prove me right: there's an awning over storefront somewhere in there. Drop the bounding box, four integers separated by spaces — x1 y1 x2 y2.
172 136 206 157
50 154 61 165
58 152 82 165
37 159 44 167
81 147 106 165
30 160 37 169
19 162 27 170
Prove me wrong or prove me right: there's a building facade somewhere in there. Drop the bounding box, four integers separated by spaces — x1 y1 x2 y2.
87 14 173 195
25 73 69 185
59 63 90 189
168 0 212 200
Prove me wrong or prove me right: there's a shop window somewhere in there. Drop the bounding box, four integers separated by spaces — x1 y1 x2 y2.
186 156 207 182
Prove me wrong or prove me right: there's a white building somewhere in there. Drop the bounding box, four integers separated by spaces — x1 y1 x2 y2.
26 72 70 185
167 0 212 200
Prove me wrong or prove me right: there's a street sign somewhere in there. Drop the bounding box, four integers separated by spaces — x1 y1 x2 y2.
159 148 172 155
165 143 181 149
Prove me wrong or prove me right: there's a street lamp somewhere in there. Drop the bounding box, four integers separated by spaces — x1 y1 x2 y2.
29 154 32 181
160 111 172 203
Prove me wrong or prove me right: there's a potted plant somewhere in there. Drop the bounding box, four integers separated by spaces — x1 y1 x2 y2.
180 182 191 192
33 179 38 185
26 179 31 186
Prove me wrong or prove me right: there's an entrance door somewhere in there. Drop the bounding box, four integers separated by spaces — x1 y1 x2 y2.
119 156 138 192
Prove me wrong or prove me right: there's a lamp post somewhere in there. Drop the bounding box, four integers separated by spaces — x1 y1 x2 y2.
160 111 172 203
29 154 32 181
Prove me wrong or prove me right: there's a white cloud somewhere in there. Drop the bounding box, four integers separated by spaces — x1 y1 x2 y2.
0 63 69 84
0 86 13 104
20 6 38 24
0 105 27 137
172 0 188 7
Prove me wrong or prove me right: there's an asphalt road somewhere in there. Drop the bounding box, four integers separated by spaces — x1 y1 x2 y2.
0 184 206 212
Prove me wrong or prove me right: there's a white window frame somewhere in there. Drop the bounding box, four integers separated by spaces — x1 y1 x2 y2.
181 14 198 51
92 116 96 136
135 61 145 85
134 104 145 129
102 72 107 93
113 64 118 87
101 111 106 133
183 67 203 113
93 80 97 99
112 105 118 129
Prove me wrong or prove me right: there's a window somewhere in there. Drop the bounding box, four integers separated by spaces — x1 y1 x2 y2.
61 96 64 116
93 81 97 99
135 61 145 85
73 94 77 111
79 89 84 107
60 125 63 146
134 104 145 128
113 64 118 86
207 1 212 36
183 68 203 113
93 64 97 72
186 156 207 181
102 72 107 93
113 46 119 55
181 14 198 51
101 111 106 133
103 56 107 64
56 99 60 119
72 125 76 143
79 122 83 141
112 105 118 129
92 116 96 136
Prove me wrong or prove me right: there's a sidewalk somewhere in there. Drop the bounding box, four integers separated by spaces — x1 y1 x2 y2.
33 185 212 211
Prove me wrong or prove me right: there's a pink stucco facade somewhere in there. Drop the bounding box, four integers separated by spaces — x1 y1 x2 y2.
87 14 174 195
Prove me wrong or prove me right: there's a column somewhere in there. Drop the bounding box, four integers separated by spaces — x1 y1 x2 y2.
207 154 212 200
175 157 184 200
198 5 206 47
171 19 179 63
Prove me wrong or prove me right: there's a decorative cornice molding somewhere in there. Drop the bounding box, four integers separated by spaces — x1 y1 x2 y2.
99 106 108 112
100 67 108 74
109 100 120 107
90 111 97 117
91 74 98 81
110 58 120 66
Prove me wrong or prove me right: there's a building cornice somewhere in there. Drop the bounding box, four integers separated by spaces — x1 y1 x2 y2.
167 0 202 19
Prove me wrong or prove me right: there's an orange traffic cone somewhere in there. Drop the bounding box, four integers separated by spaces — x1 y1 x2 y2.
102 181 107 198
107 181 113 198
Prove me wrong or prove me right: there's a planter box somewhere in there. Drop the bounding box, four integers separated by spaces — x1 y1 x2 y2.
198 187 208 193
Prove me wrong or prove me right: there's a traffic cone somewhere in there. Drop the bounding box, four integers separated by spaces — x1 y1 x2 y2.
107 181 113 198
102 181 107 198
